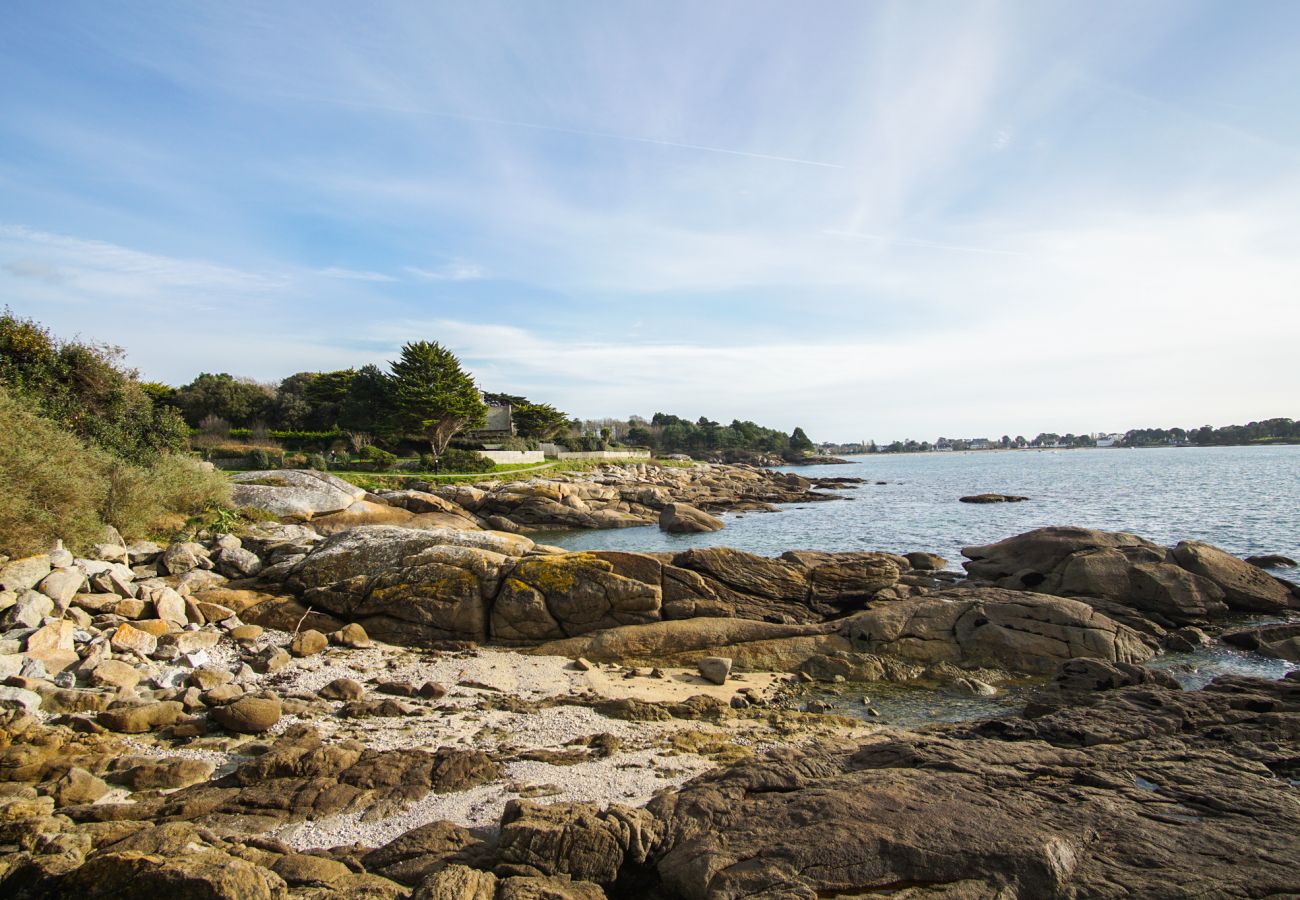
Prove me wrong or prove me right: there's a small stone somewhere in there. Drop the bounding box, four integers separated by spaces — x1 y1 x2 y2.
109 623 158 657
698 656 733 685
210 695 281 733
330 622 370 648
189 667 233 690
418 681 448 700
289 629 328 658
131 618 173 638
319 677 365 701
158 630 220 655
253 646 291 674
19 656 48 680
114 598 146 619
0 555 52 593
867 707 882 717
203 684 243 704
195 601 236 622
229 624 263 642
572 657 594 672
161 542 209 576
215 546 262 579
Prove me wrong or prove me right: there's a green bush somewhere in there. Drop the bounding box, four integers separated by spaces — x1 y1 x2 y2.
248 448 279 470
418 452 437 471
0 389 110 557
306 453 330 471
356 445 397 471
437 448 494 473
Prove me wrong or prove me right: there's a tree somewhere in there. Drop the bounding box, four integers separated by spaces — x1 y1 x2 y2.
508 400 570 441
174 373 274 428
387 341 486 456
789 426 815 454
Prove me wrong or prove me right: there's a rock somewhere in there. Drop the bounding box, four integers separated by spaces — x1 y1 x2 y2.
26 620 75 657
215 546 263 579
97 701 184 733
1164 625 1211 652
697 656 732 685
229 624 264 642
319 677 365 701
1171 540 1297 612
0 554 52 592
362 820 487 886
152 587 188 626
253 646 291 674
413 864 498 900
54 849 288 899
0 686 43 713
496 799 658 885
210 695 282 733
904 551 947 570
118 758 216 790
1245 554 1297 569
840 587 1153 674
230 468 367 519
44 766 108 805
331 622 371 648
289 629 328 657
36 568 85 606
160 541 210 576
658 503 724 533
271 852 353 886
89 659 142 690
109 622 158 656
1222 623 1300 661
4 591 53 629
959 493 1029 503
491 554 661 643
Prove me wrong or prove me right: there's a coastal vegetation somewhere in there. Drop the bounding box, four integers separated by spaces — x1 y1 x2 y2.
0 310 229 557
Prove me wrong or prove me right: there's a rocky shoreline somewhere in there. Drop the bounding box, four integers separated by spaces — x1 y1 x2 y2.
1 465 1297 897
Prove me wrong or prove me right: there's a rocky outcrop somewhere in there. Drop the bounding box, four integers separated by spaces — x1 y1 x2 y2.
962 527 1298 629
637 673 1300 898
1221 622 1300 661
839 587 1154 674
491 554 661 643
959 493 1029 503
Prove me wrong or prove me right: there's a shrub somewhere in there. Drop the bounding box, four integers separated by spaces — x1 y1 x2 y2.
438 448 494 473
306 453 330 471
247 448 279 470
356 445 397 470
100 455 231 540
0 388 109 556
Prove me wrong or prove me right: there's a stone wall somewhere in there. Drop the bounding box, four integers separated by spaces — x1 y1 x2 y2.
476 450 546 464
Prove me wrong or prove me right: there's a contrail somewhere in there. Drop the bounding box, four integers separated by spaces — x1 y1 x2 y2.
823 229 1025 257
278 93 845 169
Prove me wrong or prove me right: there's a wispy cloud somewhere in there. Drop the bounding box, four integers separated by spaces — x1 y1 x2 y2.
404 262 486 281
316 266 397 282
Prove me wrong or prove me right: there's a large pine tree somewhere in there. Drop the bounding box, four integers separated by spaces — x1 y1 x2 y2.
387 341 486 456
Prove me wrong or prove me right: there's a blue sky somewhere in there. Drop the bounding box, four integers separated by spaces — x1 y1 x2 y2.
2 1 1298 441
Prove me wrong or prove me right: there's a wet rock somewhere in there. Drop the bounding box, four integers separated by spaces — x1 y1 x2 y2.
1222 622 1300 662
959 493 1029 503
904 551 947 571
658 503 724 534
1245 554 1298 569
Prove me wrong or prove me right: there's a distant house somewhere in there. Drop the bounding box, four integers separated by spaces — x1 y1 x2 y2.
465 403 515 442
968 438 992 451
1094 433 1122 448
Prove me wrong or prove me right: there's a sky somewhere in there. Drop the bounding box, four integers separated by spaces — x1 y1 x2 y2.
2 1 1298 443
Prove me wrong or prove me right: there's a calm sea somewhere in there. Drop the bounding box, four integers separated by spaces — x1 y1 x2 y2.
539 445 1300 567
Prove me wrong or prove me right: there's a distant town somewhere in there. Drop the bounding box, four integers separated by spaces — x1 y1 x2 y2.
818 418 1300 455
